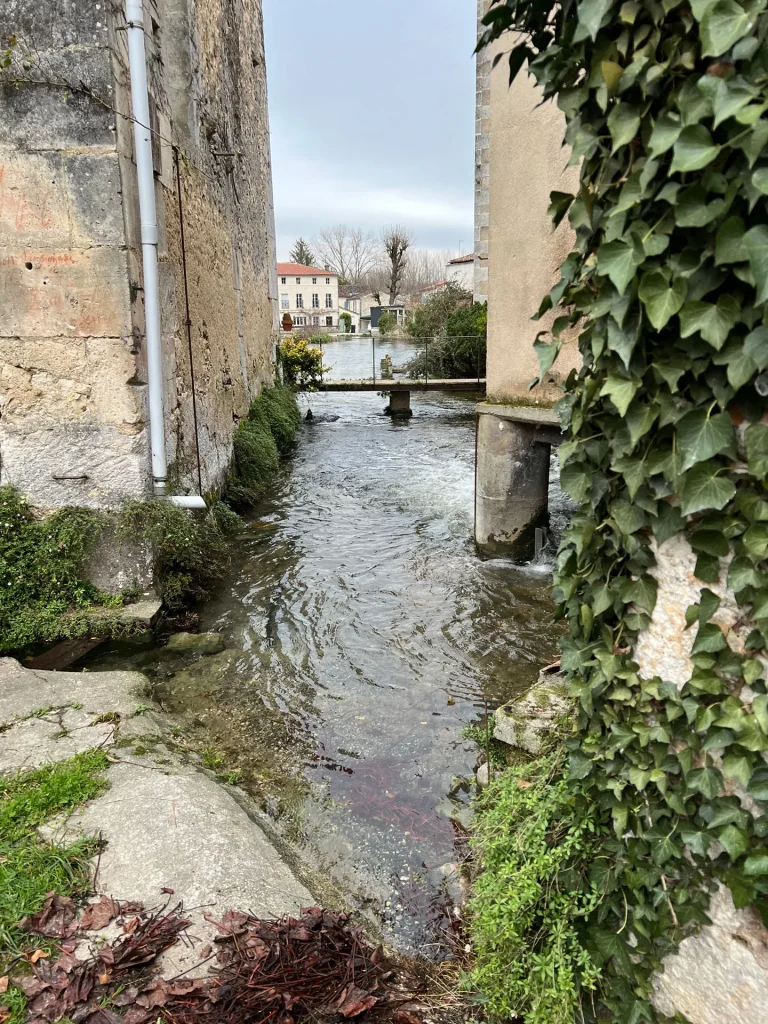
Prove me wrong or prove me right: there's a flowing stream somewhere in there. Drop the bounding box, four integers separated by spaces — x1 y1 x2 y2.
84 338 565 953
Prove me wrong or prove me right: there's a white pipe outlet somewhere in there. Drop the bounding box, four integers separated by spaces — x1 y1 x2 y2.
125 0 206 512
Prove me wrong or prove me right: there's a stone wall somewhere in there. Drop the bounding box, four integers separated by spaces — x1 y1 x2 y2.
0 0 277 508
473 0 491 304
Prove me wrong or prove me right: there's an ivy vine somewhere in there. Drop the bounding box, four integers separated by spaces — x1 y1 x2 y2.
479 0 768 1019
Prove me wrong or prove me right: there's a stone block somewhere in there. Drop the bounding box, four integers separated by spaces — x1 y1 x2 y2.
63 152 127 246
165 632 226 656
0 422 150 509
493 668 571 755
0 246 132 339
0 147 72 247
652 885 768 1024
84 524 155 594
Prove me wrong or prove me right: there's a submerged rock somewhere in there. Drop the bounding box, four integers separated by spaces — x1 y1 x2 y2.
165 632 225 656
304 409 339 423
493 667 571 755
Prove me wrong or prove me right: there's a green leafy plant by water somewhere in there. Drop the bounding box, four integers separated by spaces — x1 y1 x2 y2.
469 749 602 1024
279 337 328 390
0 488 116 654
473 0 768 1019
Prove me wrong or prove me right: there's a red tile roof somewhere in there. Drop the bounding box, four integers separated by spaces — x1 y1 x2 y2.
448 253 474 264
277 263 338 277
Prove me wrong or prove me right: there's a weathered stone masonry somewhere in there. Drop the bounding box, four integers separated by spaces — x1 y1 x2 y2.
0 0 278 510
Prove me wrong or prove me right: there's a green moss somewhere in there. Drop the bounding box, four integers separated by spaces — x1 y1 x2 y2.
224 383 300 509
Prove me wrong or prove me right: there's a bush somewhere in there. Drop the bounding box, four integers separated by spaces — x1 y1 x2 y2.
406 286 487 379
279 336 326 390
339 312 352 333
377 310 397 336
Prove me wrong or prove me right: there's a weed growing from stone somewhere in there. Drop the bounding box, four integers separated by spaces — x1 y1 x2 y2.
0 751 109 966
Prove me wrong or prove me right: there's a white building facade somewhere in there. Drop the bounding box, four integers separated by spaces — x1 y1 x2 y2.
277 263 339 330
446 254 475 291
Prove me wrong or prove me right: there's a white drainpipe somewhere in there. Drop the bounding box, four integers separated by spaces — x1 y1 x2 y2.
125 0 206 511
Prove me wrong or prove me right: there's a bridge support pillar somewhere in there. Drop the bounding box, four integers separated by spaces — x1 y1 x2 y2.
386 391 412 417
475 410 552 560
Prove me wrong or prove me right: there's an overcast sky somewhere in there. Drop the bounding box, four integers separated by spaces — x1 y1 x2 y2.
263 0 477 261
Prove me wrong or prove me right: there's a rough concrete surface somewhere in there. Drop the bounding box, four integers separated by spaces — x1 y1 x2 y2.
652 885 768 1024
493 668 571 755
0 657 314 977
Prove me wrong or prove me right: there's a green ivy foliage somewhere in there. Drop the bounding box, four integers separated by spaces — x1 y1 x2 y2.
479 0 768 1019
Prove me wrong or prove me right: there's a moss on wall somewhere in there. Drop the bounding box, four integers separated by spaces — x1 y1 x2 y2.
0 385 301 655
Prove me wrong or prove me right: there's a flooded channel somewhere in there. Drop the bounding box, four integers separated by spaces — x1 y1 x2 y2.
84 338 564 953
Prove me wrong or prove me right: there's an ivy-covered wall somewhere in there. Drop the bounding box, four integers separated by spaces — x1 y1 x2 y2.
474 0 768 1020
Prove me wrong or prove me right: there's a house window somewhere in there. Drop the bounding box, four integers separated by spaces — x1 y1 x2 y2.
326 277 331 285
294 315 307 326
344 300 349 309
326 316 333 327
312 277 317 284
312 315 319 325
296 277 301 284
281 277 286 284
326 294 333 308
312 293 319 308
280 294 289 309
296 294 303 308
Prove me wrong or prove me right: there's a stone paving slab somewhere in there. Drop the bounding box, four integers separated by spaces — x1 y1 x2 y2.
0 657 315 978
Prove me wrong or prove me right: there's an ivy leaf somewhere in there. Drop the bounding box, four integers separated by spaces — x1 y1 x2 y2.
745 326 768 370
679 296 740 349
681 464 737 515
722 753 752 786
597 240 643 294
601 60 625 93
693 622 728 653
600 374 639 416
670 125 720 172
680 826 712 856
649 112 682 157
715 216 747 265
677 408 735 471
639 273 687 329
576 0 614 39
712 78 757 128
746 424 768 478
753 167 768 194
728 556 763 591
607 317 641 370
744 854 768 876
687 765 722 799
713 340 756 390
718 824 749 859
744 226 768 304
608 103 641 153
701 0 754 57
533 337 563 380
548 191 575 228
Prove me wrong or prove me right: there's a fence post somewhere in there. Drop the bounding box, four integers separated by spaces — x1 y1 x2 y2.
477 336 481 385
372 334 376 385
425 337 429 385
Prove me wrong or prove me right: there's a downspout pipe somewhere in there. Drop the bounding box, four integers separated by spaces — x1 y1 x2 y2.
125 0 206 512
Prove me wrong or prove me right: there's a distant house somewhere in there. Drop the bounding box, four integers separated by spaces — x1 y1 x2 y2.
277 263 338 331
338 286 363 333
446 254 475 291
370 305 407 331
419 280 449 303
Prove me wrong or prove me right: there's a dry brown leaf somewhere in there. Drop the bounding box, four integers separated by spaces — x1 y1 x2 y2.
0 978 8 994
28 950 49 964
517 779 532 789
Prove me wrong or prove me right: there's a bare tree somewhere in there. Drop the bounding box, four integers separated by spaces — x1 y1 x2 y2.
401 249 454 297
312 225 379 284
381 226 412 305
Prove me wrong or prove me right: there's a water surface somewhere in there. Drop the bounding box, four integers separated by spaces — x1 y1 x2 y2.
86 340 563 950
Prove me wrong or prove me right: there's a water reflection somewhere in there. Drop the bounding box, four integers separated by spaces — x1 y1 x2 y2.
85 368 562 949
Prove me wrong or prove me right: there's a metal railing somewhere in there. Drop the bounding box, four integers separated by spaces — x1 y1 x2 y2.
323 335 487 387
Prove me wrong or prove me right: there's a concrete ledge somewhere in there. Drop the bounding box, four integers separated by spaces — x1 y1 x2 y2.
476 402 561 427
